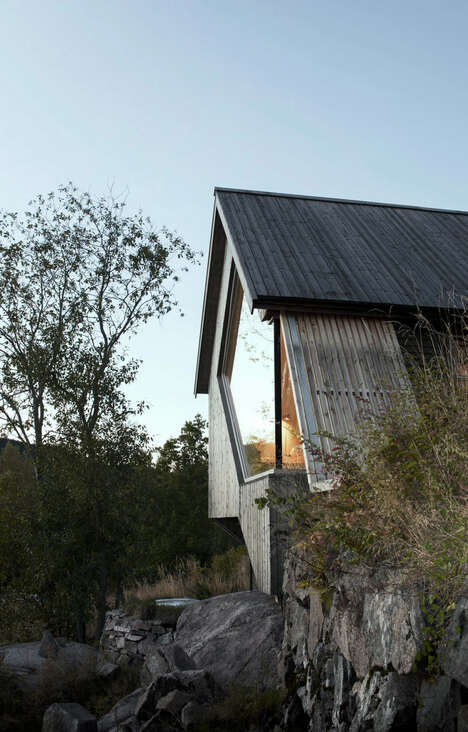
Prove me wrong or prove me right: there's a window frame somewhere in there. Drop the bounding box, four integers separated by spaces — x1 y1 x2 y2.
217 263 277 483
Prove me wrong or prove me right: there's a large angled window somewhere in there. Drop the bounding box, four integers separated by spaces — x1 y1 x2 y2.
220 268 275 477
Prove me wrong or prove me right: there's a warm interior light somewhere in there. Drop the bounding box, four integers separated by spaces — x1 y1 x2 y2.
281 334 305 468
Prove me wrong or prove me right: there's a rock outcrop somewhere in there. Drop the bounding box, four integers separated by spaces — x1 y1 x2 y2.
0 635 98 691
176 590 283 691
55 591 284 732
42 702 98 732
280 550 467 731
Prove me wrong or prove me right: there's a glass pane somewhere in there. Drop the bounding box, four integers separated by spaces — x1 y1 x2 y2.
228 296 275 476
281 333 305 468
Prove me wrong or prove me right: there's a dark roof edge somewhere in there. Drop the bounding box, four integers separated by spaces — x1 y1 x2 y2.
253 295 467 317
214 187 468 217
194 205 224 396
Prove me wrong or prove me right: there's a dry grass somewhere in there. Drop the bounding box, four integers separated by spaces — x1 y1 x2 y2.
122 547 251 615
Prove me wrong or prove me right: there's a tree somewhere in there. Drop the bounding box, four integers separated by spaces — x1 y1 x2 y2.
134 416 234 577
0 183 198 639
0 183 197 453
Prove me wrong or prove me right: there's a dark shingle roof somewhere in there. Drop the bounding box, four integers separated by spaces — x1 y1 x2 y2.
216 188 468 309
195 188 468 394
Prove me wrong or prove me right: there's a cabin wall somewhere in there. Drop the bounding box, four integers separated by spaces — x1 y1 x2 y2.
239 470 309 595
208 247 240 519
239 475 271 593
281 312 410 482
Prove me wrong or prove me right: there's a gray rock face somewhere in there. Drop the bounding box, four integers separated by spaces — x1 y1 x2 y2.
140 643 196 685
0 638 97 691
350 672 418 732
176 591 283 690
326 564 423 677
42 703 97 732
97 687 143 732
279 550 467 731
135 669 221 727
459 705 468 732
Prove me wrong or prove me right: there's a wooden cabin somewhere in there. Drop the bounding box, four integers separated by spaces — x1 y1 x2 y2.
194 188 468 594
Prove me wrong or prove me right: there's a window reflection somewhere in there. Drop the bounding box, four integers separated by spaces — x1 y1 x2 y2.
222 269 305 477
227 293 275 476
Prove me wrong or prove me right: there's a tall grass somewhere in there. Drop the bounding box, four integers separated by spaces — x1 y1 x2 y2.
123 546 251 615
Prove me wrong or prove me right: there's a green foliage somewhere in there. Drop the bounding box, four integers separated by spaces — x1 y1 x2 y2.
414 594 457 677
0 417 234 642
0 183 198 449
0 184 200 642
134 415 234 577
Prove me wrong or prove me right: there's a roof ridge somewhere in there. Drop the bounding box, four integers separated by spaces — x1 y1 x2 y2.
214 187 468 216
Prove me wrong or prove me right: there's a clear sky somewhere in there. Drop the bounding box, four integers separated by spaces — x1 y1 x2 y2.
1 0 467 446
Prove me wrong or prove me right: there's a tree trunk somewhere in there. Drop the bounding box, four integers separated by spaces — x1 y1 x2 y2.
95 549 108 641
114 574 123 609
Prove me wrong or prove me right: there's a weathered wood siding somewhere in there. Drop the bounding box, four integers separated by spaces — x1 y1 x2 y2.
239 471 309 594
282 313 409 480
240 476 271 593
208 247 241 519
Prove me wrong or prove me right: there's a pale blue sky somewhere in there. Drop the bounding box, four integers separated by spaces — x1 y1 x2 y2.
1 0 467 445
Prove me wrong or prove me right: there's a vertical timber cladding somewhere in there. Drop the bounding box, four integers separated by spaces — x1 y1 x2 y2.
281 312 410 482
208 249 242 519
239 476 271 594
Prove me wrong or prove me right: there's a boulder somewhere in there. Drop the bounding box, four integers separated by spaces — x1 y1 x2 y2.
139 709 181 731
0 639 97 691
157 689 192 714
135 669 221 725
141 643 196 685
97 687 143 732
176 591 283 690
96 660 120 680
42 703 97 732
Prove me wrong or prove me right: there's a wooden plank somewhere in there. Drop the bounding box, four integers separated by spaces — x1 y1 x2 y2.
284 314 411 485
